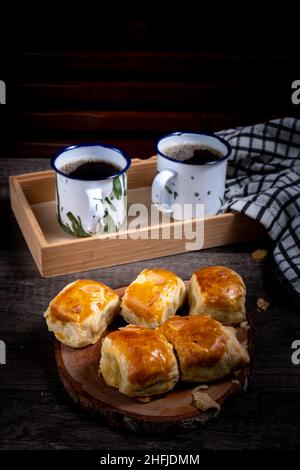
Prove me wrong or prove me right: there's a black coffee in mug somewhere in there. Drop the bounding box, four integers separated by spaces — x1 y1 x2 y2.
61 160 121 180
163 143 223 164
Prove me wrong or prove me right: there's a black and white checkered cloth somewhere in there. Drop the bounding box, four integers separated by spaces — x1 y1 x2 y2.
218 117 300 299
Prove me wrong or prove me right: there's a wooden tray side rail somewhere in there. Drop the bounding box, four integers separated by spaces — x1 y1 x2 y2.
9 157 265 277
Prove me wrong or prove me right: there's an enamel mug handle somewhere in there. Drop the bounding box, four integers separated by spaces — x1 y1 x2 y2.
85 188 104 233
152 169 176 214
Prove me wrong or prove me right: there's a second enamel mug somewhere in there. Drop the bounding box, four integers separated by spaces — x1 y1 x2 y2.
152 132 231 220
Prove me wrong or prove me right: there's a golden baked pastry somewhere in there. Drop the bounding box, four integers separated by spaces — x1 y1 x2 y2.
121 268 186 328
44 279 121 348
159 315 249 382
188 266 246 324
99 325 179 397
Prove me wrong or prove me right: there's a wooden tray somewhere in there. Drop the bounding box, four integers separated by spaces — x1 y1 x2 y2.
55 283 252 435
10 156 265 277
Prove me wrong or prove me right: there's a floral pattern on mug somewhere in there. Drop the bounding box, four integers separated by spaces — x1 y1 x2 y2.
52 144 131 238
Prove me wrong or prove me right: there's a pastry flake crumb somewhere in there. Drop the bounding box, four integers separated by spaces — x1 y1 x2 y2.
134 396 153 403
192 391 220 411
231 379 240 384
193 384 209 392
256 297 270 312
251 249 268 261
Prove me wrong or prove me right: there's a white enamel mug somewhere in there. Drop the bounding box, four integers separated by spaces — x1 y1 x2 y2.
152 132 231 220
51 144 131 237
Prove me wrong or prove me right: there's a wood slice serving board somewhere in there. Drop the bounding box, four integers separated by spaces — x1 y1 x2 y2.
55 283 253 434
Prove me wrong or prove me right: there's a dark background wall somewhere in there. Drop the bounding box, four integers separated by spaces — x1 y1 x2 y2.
1 14 299 160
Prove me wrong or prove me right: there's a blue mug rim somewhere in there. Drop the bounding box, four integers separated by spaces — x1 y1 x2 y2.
155 131 232 165
51 143 132 181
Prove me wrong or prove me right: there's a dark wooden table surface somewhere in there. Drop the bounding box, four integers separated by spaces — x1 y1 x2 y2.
1 158 300 450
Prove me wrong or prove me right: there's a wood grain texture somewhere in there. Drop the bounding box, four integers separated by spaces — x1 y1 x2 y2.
10 139 155 160
16 51 298 78
6 46 298 160
16 111 279 135
11 111 279 160
1 159 300 449
17 82 244 106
